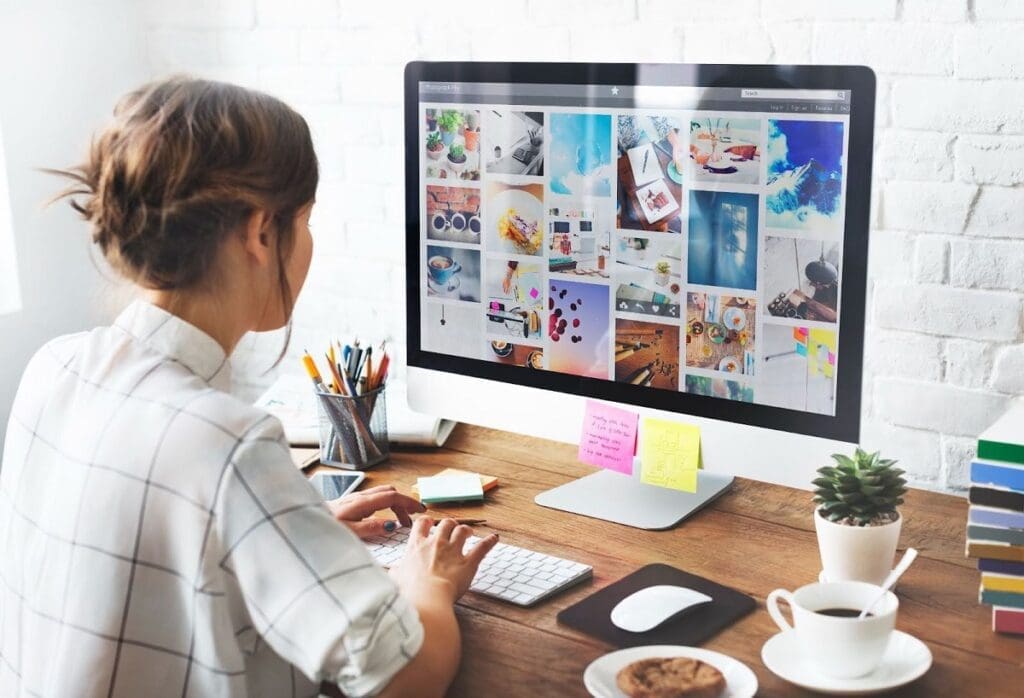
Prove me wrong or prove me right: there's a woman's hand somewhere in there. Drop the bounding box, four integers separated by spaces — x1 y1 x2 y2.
389 517 499 604
327 484 426 539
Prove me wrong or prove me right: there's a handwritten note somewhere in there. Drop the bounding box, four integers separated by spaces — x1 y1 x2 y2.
578 400 639 474
640 417 701 493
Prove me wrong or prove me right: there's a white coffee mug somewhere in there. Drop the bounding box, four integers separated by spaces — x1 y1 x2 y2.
767 581 898 679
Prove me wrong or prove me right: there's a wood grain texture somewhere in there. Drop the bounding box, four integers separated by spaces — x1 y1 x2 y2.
304 424 1024 696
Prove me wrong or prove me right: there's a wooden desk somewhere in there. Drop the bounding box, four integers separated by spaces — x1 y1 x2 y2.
304 425 1023 696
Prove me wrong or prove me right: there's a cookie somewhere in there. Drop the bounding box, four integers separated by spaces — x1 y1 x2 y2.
615 657 726 698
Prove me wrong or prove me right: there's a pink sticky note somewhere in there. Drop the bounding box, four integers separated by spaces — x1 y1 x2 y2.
578 400 639 474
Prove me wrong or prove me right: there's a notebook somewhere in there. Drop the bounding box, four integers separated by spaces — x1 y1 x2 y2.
557 563 755 648
256 375 456 447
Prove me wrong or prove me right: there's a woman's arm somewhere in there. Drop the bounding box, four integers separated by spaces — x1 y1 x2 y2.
379 518 498 698
376 579 460 698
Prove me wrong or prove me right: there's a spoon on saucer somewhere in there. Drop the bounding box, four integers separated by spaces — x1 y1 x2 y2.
859 548 918 620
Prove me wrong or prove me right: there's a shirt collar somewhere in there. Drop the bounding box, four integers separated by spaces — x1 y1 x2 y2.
114 300 232 392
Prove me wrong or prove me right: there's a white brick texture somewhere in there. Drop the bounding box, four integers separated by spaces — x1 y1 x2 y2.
956 136 1024 186
140 0 1024 493
875 378 1009 437
874 283 1022 342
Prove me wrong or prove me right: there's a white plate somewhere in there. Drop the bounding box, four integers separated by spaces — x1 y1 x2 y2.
584 645 757 698
719 356 740 374
486 188 543 255
722 307 747 331
761 630 932 696
635 178 679 223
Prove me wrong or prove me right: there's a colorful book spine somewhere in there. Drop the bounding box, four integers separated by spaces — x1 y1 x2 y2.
966 541 1024 562
969 486 1024 513
978 437 1024 467
981 573 1024 594
967 525 1024 546
980 589 1024 609
993 606 1024 635
970 460 1024 492
969 505 1024 529
978 558 1024 576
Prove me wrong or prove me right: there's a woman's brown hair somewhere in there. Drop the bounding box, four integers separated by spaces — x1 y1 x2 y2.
51 76 318 343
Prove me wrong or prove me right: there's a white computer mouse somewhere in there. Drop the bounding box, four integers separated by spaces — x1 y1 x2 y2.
610 585 714 633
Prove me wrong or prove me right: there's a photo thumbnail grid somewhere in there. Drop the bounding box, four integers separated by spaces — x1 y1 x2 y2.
420 98 848 416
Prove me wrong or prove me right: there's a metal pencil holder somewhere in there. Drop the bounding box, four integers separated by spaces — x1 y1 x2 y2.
315 387 389 470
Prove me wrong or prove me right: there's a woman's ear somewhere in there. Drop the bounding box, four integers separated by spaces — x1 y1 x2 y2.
242 209 273 269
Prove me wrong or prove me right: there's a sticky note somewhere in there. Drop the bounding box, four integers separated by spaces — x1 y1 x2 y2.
416 474 484 504
640 417 700 493
412 468 498 495
578 400 639 474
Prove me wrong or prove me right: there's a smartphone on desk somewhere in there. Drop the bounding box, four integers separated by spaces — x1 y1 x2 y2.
309 471 366 500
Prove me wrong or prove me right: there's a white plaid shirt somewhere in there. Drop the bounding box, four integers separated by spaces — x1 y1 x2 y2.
0 301 423 697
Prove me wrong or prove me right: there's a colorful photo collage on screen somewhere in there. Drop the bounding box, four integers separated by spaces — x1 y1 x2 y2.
421 100 848 416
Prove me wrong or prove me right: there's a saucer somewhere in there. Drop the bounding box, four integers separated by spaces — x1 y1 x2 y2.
584 644 757 698
761 630 931 696
427 275 461 297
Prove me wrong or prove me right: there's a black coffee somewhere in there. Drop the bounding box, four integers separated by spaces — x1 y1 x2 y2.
816 607 871 618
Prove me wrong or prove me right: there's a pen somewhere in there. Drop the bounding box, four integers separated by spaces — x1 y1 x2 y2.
357 346 372 383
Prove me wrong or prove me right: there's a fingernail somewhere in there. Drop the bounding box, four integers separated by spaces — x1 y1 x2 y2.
384 521 397 532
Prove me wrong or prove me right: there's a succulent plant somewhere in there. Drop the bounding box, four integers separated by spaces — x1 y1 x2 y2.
813 448 907 526
448 143 466 161
437 109 464 132
426 131 443 150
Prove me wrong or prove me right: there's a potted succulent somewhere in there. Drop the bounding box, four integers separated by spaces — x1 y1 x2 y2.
447 143 467 173
654 260 671 286
438 109 463 147
425 108 438 131
463 111 480 151
426 130 444 160
813 448 907 586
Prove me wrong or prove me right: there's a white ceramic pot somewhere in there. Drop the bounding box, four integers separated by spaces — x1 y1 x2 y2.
814 509 901 586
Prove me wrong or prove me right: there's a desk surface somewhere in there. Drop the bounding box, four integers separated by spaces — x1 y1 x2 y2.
304 425 1024 697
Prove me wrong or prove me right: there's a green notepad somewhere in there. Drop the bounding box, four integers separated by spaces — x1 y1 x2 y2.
417 474 485 504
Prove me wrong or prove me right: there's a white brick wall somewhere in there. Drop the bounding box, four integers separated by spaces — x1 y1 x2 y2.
139 0 1024 493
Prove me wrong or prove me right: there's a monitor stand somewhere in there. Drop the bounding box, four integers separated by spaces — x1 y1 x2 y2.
534 469 734 530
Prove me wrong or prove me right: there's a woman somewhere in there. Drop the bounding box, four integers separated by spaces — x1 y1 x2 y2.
0 77 496 697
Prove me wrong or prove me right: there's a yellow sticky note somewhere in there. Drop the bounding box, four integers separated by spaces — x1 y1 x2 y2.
640 417 700 493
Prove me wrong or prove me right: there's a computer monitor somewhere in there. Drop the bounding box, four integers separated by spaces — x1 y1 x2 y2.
405 62 874 528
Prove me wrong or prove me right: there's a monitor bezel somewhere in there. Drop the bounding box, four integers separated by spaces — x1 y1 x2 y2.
404 61 874 443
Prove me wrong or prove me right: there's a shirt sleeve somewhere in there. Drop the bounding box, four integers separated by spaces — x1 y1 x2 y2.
214 418 423 697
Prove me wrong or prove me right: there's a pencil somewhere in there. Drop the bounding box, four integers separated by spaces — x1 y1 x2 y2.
301 352 326 390
427 518 487 526
324 353 346 395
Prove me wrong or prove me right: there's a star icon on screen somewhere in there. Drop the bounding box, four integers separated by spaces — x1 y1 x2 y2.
611 86 619 95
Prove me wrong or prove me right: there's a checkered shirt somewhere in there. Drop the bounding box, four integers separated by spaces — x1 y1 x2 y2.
0 301 423 697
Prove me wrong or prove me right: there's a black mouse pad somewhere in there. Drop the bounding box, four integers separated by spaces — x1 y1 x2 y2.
556 563 756 648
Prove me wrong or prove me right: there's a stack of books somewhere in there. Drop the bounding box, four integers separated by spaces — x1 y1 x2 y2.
966 403 1024 636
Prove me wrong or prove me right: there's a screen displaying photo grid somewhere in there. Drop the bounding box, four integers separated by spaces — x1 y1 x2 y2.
418 91 849 416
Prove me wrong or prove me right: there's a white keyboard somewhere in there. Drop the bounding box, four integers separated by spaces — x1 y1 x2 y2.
365 528 592 606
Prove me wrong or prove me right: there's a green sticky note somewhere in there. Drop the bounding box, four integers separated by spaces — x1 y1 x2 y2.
416 474 485 504
639 417 700 493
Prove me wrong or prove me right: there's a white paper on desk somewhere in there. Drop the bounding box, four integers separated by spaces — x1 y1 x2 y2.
628 143 660 187
254 374 457 448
